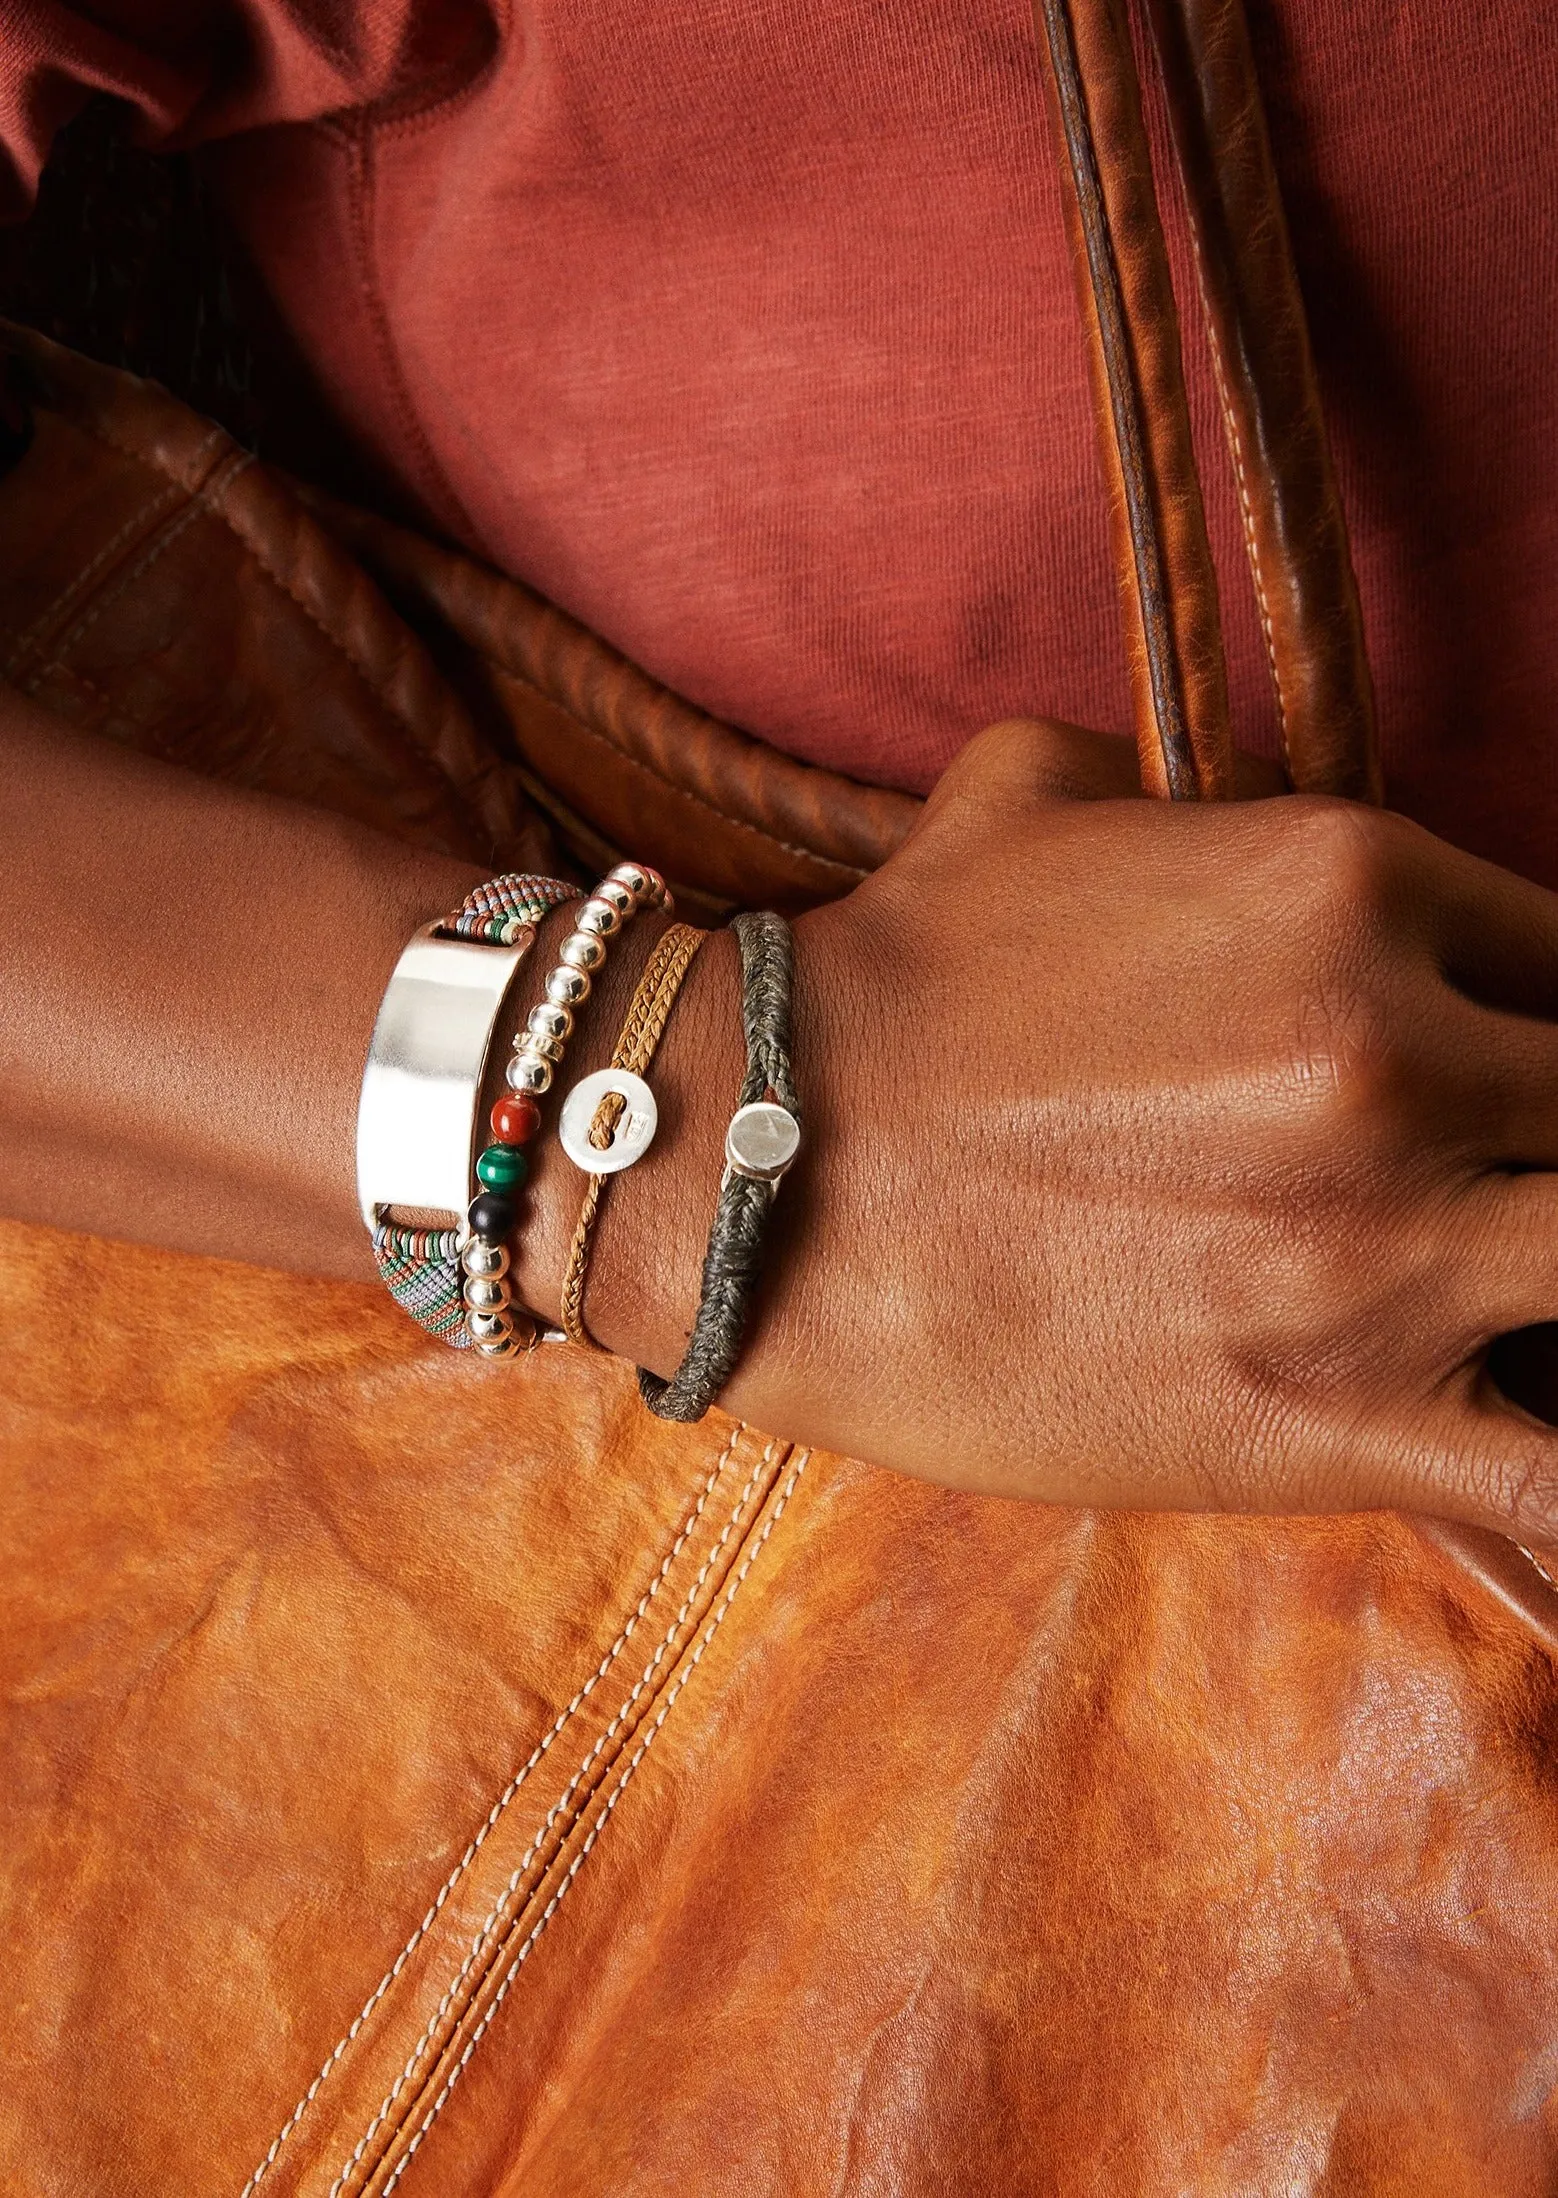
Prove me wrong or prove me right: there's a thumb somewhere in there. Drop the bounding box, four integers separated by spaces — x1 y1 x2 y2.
912 717 1128 848
921 716 1286 830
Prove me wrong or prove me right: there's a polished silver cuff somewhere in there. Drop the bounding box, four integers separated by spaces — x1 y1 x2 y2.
356 923 534 1230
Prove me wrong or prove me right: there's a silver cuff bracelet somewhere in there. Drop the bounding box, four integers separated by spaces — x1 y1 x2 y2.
356 922 536 1230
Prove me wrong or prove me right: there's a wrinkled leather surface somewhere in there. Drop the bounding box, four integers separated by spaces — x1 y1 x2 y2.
1143 0 1382 803
7 1224 1558 2194
7 324 1558 2193
0 324 555 878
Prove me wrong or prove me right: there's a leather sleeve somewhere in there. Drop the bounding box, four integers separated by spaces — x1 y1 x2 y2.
0 0 496 216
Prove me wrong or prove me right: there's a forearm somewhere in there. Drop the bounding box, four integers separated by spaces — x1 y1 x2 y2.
0 694 759 1391
1 697 489 1279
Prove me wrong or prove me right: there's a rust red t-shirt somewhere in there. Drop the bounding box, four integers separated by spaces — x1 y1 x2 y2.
3 1 1556 879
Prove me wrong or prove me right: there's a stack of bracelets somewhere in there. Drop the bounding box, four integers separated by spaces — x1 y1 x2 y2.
464 858 671 1356
356 859 799 1421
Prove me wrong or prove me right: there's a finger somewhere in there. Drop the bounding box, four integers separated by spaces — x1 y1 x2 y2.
1022 720 1143 801
1417 988 1558 1169
1408 826 1558 1022
1312 1373 1558 1544
1433 1372 1558 1544
1440 1169 1558 1339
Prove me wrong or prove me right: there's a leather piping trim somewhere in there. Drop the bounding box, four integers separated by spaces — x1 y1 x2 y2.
506 754 740 926
1035 0 1198 801
294 482 918 881
490 668 868 888
1141 0 1382 802
1410 1517 1558 1659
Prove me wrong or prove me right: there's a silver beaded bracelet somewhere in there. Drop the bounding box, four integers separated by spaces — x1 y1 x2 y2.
506 860 670 1102
458 860 671 1355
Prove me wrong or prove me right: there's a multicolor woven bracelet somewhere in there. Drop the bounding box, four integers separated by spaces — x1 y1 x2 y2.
370 1223 470 1345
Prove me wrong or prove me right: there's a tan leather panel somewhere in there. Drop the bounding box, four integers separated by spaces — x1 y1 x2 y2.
0 1219 799 2193
5 1221 1558 2191
1142 0 1382 802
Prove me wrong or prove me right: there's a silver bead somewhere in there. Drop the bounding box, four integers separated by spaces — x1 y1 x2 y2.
560 931 607 972
476 1333 524 1359
546 965 591 1006
461 1239 510 1279
607 861 651 900
595 877 635 917
466 1307 514 1344
641 866 669 905
516 1029 564 1063
527 1000 573 1043
506 1053 553 1095
463 1275 509 1312
575 897 622 938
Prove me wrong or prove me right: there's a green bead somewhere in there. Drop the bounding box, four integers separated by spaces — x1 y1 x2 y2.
476 1143 529 1193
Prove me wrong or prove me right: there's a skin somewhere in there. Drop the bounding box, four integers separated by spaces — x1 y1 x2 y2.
7 689 1558 1541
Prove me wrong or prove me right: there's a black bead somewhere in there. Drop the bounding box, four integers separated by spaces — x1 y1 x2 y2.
467 1190 515 1240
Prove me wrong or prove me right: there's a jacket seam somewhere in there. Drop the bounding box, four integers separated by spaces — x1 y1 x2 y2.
1 476 183 681
238 1420 752 2197
53 413 490 812
334 1430 784 2193
341 119 480 547
23 451 253 694
371 1448 811 2197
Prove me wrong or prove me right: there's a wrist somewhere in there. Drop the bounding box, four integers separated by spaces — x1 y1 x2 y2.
496 905 746 1367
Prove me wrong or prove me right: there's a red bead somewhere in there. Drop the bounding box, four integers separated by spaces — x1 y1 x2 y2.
490 1092 541 1145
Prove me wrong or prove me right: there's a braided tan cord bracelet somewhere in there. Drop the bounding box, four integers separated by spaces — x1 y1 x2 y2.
559 921 707 1346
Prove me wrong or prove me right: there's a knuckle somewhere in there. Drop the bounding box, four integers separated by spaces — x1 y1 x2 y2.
958 714 1052 788
1292 958 1408 1137
1279 796 1404 935
917 715 1048 834
1477 1440 1558 1541
1274 805 1422 1141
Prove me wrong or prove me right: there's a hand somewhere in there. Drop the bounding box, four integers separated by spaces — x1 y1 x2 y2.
684 719 1558 1539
